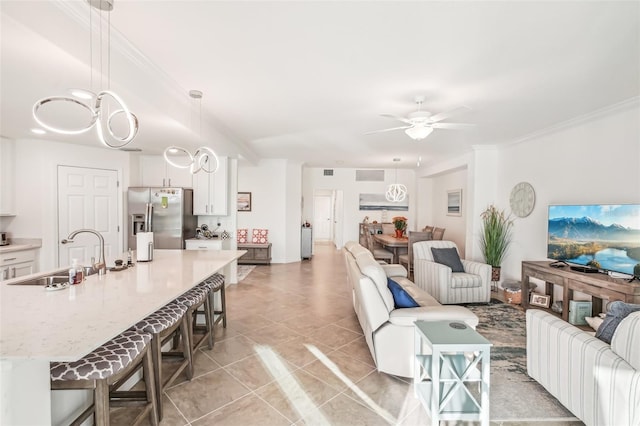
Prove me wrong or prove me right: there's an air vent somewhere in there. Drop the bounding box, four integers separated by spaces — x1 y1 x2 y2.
356 170 384 182
323 169 334 176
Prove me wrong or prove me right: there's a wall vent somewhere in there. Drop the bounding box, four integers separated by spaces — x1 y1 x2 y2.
356 170 385 182
323 169 334 176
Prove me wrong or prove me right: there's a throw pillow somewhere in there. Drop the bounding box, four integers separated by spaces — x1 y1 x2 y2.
430 247 465 273
387 278 419 309
237 228 248 244
595 301 640 344
252 228 269 244
584 316 604 332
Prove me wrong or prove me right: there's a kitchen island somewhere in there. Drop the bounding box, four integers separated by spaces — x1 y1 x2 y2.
0 249 245 426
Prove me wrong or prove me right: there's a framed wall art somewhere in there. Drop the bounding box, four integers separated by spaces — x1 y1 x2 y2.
237 192 252 212
447 189 462 216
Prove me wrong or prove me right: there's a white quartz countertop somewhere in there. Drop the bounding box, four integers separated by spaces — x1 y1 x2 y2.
0 249 245 361
0 238 42 254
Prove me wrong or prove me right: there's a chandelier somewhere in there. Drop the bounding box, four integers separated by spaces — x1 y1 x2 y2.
163 90 219 174
385 158 407 202
32 0 138 148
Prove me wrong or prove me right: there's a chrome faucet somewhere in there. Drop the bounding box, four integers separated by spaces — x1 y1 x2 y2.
61 229 107 276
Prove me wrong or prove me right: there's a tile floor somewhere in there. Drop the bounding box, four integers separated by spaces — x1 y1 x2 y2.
116 242 577 426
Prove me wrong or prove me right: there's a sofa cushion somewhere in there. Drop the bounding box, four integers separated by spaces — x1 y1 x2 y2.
387 278 419 308
610 311 640 370
381 264 408 278
356 255 395 313
431 247 464 272
451 273 483 289
595 301 640 344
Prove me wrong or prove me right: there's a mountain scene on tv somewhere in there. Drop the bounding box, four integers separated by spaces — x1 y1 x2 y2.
548 204 640 275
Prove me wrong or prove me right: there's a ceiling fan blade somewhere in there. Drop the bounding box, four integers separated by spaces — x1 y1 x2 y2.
428 106 471 123
430 122 475 129
364 125 412 135
379 113 413 124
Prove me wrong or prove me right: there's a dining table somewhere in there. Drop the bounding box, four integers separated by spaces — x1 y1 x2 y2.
373 233 408 264
0 249 245 426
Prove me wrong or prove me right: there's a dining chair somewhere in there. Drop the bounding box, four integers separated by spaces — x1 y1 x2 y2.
398 230 433 276
381 223 395 235
364 225 394 263
432 227 446 240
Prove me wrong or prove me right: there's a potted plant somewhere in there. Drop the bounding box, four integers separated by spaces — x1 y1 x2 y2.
392 216 407 238
479 205 513 281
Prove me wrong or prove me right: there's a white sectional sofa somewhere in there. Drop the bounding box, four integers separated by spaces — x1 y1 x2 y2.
526 309 640 426
343 241 478 378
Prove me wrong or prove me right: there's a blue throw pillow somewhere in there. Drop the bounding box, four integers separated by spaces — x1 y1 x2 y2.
595 301 640 344
430 247 465 273
387 278 419 308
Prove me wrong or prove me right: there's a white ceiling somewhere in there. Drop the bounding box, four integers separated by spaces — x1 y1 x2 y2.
1 1 638 169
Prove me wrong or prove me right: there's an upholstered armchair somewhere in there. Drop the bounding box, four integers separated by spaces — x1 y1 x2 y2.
413 240 491 304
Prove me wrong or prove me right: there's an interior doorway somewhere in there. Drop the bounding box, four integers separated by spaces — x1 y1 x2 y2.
57 165 120 267
312 189 344 248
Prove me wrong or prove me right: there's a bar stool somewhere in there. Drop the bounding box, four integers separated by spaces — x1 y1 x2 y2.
198 273 227 345
50 330 158 426
132 301 192 421
174 285 213 364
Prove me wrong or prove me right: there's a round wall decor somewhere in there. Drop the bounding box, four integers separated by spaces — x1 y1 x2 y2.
510 182 536 217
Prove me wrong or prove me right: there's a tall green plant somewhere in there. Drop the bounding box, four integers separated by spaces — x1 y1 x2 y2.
479 205 513 267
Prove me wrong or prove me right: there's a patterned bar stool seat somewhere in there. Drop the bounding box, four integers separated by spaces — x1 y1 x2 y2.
197 273 227 347
174 285 213 362
50 330 158 426
132 301 191 421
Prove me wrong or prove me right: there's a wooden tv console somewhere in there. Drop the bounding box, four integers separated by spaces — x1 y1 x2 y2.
521 260 640 321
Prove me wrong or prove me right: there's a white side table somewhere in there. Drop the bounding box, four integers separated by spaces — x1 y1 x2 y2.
414 320 492 426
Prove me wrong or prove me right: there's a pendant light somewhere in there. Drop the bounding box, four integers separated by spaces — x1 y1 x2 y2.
32 0 138 148
163 90 219 174
385 158 407 203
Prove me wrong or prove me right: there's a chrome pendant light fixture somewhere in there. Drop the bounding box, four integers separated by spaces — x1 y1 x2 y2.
163 90 219 174
32 0 138 148
385 158 407 203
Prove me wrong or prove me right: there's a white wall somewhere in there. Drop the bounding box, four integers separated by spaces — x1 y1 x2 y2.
415 99 640 289
237 159 302 263
6 138 131 271
496 100 640 285
417 167 468 257
302 167 416 248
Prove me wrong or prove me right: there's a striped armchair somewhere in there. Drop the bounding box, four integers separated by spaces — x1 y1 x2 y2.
526 309 640 426
413 240 491 304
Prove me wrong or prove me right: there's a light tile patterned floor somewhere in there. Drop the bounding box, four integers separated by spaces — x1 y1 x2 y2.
114 243 582 426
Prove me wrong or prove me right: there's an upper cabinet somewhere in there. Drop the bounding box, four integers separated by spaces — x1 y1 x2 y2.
139 155 193 188
0 138 15 216
193 156 228 216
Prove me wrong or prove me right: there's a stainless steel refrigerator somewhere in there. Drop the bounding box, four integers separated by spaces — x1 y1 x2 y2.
127 187 197 250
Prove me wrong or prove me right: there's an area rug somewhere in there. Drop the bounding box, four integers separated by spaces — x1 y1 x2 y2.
237 265 256 282
465 300 580 423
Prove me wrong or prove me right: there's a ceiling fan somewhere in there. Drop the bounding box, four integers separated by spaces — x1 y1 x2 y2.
366 96 473 140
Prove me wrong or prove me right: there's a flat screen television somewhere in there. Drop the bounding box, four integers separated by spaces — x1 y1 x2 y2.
547 204 640 275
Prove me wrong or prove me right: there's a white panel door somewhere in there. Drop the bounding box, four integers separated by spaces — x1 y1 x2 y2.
58 166 119 268
313 195 332 241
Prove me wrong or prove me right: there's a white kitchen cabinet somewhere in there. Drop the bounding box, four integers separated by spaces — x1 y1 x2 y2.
140 155 193 188
193 156 228 216
0 250 36 281
0 138 15 216
185 238 230 250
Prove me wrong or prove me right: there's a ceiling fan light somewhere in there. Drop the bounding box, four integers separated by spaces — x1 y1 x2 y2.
385 183 407 203
405 126 433 140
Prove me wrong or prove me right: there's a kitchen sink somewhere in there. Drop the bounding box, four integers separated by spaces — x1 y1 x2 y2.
8 275 69 286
